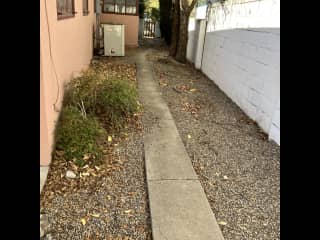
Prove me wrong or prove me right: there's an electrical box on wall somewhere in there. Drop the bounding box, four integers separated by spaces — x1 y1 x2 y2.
103 24 125 57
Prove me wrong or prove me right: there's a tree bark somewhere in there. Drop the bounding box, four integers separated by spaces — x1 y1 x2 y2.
169 0 180 57
159 0 173 44
175 11 189 63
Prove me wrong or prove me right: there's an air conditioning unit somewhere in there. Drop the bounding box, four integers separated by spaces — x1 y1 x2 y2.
102 24 125 56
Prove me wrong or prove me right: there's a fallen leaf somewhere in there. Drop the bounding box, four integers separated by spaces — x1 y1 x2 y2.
94 166 101 171
187 134 192 139
91 213 100 218
223 176 228 180
81 218 87 225
218 221 227 226
82 172 90 177
124 210 132 214
83 154 90 161
189 88 197 92
108 136 112 142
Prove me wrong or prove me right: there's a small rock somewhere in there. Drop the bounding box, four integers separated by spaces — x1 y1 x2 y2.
45 233 53 240
66 170 76 179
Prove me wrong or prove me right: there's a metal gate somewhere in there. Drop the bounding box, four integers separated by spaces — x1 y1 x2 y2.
144 20 156 38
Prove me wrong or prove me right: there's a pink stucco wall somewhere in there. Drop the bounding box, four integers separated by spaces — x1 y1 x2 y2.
100 14 139 47
40 0 95 166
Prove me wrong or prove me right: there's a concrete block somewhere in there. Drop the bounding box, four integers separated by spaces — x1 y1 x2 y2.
144 119 198 180
148 180 225 240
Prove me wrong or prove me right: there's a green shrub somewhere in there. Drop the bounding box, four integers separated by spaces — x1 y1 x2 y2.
95 79 138 129
65 70 138 129
55 66 138 167
63 70 103 112
55 106 105 167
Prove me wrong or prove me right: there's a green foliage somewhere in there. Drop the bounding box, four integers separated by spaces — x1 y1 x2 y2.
56 67 139 167
64 70 138 130
55 106 105 167
63 70 103 111
94 78 138 129
151 7 160 21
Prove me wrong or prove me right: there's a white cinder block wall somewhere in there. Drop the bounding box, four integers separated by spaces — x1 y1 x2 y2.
187 18 196 62
188 0 280 145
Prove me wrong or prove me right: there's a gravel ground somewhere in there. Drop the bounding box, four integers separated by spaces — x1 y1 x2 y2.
147 49 280 240
40 62 152 240
40 122 152 240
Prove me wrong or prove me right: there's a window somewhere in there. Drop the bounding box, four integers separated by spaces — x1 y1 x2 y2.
83 0 89 15
57 0 75 19
125 0 136 15
102 0 138 15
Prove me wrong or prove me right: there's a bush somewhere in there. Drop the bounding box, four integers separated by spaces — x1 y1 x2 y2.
55 66 138 167
55 106 105 167
65 71 138 129
95 79 138 129
63 70 103 112
151 7 160 22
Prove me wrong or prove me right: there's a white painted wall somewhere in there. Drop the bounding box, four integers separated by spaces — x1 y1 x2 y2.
187 0 280 144
196 5 207 19
187 18 196 62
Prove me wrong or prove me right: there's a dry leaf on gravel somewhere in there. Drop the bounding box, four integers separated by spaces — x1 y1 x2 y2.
81 218 87 225
218 221 227 226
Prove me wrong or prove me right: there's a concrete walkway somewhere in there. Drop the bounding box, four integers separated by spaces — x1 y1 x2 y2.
137 50 225 240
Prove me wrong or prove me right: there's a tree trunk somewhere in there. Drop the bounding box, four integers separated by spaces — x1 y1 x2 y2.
169 0 180 57
175 12 189 63
159 0 173 45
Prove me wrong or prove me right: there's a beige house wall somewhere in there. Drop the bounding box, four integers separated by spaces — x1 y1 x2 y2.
40 0 95 166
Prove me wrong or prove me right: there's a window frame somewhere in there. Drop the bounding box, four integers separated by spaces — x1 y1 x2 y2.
57 0 76 20
83 0 89 16
102 0 139 16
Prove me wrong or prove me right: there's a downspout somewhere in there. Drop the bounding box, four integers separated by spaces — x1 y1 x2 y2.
200 1 212 69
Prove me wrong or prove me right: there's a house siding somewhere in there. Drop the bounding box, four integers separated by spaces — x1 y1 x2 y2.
40 0 95 166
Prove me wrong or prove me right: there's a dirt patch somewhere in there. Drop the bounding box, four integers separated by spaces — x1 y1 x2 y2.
147 49 280 240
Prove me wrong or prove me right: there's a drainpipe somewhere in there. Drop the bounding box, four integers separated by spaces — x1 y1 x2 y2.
200 0 212 69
